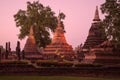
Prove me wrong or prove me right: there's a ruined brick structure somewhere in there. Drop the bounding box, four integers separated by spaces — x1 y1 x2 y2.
80 6 120 65
43 14 76 60
80 6 107 63
24 26 42 60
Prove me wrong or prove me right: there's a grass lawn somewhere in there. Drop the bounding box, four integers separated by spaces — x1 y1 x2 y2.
0 76 119 80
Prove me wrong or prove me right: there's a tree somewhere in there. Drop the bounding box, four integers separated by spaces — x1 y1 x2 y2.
14 1 65 48
100 0 120 47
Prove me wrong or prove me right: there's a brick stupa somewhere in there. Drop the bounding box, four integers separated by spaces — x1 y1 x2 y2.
80 6 107 63
83 6 106 49
43 14 75 60
23 26 42 60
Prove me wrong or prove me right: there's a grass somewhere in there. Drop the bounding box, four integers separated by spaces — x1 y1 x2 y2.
0 76 119 80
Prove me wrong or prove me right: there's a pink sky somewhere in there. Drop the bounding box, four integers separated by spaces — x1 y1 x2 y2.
0 0 105 50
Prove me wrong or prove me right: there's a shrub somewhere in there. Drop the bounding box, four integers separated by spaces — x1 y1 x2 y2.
75 63 103 67
0 60 28 65
36 60 73 67
56 62 73 67
36 60 58 67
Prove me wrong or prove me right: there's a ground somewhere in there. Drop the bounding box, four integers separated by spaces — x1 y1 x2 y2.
0 76 119 80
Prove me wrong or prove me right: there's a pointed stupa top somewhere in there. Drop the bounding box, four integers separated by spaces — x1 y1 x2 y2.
93 6 101 22
56 11 63 32
29 26 34 36
51 13 67 44
29 26 36 44
57 11 61 27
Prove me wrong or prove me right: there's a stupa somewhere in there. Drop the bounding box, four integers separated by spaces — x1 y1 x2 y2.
89 7 120 65
81 6 120 65
80 6 107 63
83 6 106 49
43 14 75 60
23 26 42 60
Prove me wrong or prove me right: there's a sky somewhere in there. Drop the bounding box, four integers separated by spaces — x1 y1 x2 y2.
0 0 105 50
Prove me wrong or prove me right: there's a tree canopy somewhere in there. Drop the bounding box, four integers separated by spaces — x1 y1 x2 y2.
101 0 120 47
14 1 65 48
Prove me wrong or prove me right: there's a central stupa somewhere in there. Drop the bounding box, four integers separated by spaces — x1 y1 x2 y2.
43 14 75 60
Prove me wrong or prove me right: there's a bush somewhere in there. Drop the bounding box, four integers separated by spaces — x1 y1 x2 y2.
36 60 73 67
36 60 58 67
0 60 28 65
56 62 73 67
31 60 36 64
75 63 103 67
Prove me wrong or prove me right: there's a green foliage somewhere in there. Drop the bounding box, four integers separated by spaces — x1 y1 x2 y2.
100 0 120 47
36 60 73 67
36 60 58 67
56 62 73 67
98 22 107 39
0 76 118 80
0 60 29 64
75 63 103 67
14 1 65 47
0 45 5 53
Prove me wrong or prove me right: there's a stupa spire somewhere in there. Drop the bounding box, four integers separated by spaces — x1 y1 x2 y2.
57 11 61 27
29 26 35 44
29 26 34 36
93 6 101 22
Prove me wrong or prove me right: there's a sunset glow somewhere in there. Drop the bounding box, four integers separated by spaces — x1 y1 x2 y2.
0 0 105 50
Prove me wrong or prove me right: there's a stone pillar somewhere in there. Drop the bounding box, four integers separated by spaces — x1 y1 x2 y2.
0 48 1 61
8 42 11 54
22 50 25 60
16 41 21 60
5 42 9 59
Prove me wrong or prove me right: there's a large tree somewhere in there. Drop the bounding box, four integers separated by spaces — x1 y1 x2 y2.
101 0 120 47
14 1 65 48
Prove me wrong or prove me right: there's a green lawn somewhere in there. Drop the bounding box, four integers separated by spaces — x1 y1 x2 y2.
0 76 119 80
